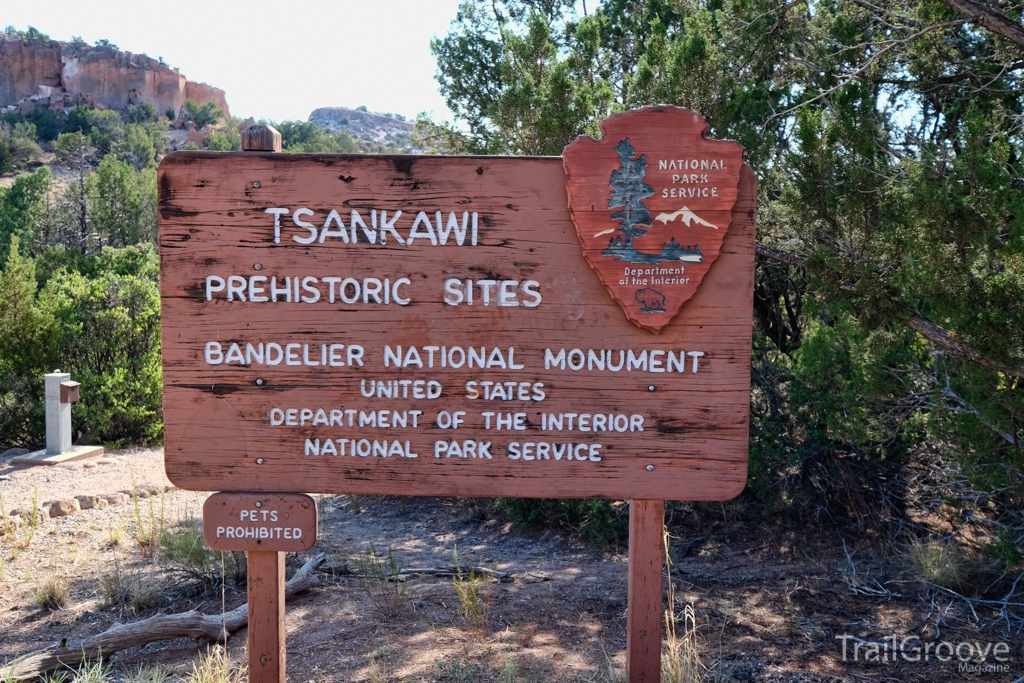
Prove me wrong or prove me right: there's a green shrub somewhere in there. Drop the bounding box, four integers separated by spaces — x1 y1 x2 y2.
183 99 223 128
4 25 49 41
126 102 157 124
0 167 51 264
65 107 123 155
274 120 358 153
159 522 245 586
0 121 43 172
205 128 241 151
498 498 625 546
87 155 156 245
0 238 55 449
112 123 158 170
25 107 63 142
42 245 162 446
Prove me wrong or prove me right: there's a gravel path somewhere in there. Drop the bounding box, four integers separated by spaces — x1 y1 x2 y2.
0 446 176 514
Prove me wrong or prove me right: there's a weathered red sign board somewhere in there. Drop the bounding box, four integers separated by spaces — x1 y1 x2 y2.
159 107 755 501
202 492 317 552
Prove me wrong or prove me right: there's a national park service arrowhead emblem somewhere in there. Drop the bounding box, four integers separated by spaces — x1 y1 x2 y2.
563 106 745 332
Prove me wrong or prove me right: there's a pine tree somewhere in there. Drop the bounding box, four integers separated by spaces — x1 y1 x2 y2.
607 138 654 249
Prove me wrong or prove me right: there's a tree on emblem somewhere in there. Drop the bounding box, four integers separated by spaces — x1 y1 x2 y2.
608 138 654 249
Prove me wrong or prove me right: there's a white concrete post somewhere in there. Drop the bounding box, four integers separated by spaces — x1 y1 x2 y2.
11 371 101 465
45 371 72 455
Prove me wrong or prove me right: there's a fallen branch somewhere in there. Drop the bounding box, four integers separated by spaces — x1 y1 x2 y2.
401 566 509 580
755 243 1024 378
3 553 326 680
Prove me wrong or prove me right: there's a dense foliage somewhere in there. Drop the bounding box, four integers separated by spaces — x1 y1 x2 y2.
0 240 161 449
0 101 169 450
273 120 360 153
426 0 1024 518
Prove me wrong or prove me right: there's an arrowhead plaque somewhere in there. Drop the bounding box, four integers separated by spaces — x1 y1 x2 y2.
563 106 745 332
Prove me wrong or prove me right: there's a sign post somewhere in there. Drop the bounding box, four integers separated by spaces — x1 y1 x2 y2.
202 491 317 683
162 108 754 681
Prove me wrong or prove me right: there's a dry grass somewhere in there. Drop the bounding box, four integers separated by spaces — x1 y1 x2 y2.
367 645 388 683
452 545 489 631
182 646 246 683
662 529 740 683
908 538 968 591
13 487 41 549
99 555 162 614
124 664 171 683
130 488 165 558
33 574 70 610
350 542 408 619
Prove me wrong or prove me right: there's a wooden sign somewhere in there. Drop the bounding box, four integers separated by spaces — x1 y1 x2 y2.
564 108 745 332
202 493 317 552
158 106 755 501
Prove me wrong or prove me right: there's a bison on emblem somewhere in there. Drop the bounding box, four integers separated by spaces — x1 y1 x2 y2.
635 288 666 313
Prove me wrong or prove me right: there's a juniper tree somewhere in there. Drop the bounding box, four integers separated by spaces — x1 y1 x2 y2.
429 0 1024 511
607 138 653 249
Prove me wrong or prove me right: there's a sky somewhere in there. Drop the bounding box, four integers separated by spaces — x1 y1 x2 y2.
1 0 465 123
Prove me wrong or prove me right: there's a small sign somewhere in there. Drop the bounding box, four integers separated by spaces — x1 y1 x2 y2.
202 492 317 552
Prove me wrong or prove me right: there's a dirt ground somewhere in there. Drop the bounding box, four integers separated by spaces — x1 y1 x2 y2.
0 447 1020 682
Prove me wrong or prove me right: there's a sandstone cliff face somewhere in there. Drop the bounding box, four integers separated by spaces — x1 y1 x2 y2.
0 36 61 106
0 35 229 117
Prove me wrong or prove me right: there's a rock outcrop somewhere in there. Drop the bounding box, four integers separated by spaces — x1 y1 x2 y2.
0 34 229 117
309 107 415 148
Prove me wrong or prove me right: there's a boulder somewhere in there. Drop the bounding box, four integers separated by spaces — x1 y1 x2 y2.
0 447 30 459
1 513 21 533
46 498 81 517
75 495 108 510
101 492 130 506
186 128 206 147
12 507 49 525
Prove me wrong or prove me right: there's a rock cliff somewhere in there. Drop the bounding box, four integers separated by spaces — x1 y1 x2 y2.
0 34 229 117
309 107 414 148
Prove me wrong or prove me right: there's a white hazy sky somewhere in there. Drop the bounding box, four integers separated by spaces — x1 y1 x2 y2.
1 0 465 122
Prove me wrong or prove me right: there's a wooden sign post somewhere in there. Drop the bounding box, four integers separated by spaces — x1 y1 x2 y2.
161 108 754 681
203 492 317 683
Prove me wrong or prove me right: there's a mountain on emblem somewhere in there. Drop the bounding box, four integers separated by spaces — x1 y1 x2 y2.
563 106 745 332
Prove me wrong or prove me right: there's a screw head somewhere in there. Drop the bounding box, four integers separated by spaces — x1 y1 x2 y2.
255 501 262 508
256 458 265 465
254 263 262 270
646 464 654 471
256 378 264 386
253 181 261 188
648 385 656 392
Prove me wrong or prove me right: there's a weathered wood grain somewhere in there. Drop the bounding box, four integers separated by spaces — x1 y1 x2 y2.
241 124 282 153
627 500 665 683
159 152 756 500
247 551 286 683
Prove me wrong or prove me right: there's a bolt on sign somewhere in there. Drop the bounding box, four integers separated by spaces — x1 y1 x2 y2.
160 106 756 501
